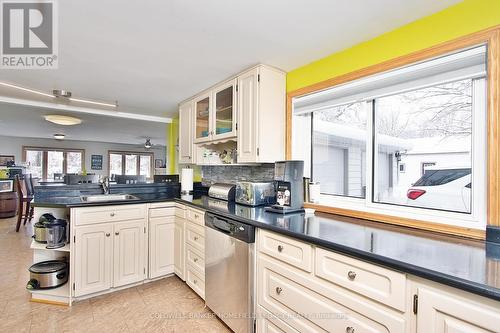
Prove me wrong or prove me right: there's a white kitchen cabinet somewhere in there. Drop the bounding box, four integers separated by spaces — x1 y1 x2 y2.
212 79 237 141
237 65 286 163
194 92 212 143
179 64 285 165
179 100 194 164
174 215 186 280
149 216 175 279
74 223 113 297
416 284 500 333
114 220 146 287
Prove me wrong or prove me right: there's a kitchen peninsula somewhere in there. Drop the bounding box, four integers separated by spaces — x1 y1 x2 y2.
30 181 500 332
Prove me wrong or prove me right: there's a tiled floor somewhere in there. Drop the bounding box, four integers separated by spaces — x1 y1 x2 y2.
0 217 231 333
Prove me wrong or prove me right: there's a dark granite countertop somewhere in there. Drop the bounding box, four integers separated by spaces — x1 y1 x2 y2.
32 192 500 301
179 196 500 302
31 193 178 208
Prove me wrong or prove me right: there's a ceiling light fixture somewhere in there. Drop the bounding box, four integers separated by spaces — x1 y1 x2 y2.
0 81 55 98
52 88 118 108
45 115 82 126
0 81 118 108
52 89 72 98
144 138 152 149
53 133 65 140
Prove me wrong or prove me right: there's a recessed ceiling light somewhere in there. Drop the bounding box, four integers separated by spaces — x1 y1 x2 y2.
53 133 65 140
45 115 82 126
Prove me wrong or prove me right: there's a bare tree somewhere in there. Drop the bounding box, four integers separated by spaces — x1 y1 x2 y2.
402 80 472 138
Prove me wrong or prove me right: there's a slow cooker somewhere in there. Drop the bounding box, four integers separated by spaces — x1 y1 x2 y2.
26 260 68 290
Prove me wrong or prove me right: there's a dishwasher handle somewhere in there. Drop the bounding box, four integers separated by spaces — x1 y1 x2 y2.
212 217 232 234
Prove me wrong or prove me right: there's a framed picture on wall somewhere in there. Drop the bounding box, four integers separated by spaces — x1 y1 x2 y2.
0 155 15 166
91 155 103 170
0 180 14 192
155 159 164 168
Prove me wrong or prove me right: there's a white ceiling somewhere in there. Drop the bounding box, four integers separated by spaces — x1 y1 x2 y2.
0 0 460 119
0 103 167 146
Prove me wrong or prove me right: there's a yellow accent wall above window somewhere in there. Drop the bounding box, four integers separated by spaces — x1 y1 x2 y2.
287 0 500 92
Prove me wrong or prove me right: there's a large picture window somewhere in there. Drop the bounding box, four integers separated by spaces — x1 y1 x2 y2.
23 147 84 180
108 151 153 179
292 45 487 228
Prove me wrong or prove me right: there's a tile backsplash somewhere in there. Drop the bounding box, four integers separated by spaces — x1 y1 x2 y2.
201 164 275 185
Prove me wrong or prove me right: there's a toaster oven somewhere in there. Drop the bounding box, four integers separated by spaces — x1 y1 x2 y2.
235 181 275 206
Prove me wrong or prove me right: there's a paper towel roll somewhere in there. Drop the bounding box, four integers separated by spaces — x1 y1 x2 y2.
181 168 193 193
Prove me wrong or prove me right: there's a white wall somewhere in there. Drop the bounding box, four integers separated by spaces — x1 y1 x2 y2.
0 135 167 176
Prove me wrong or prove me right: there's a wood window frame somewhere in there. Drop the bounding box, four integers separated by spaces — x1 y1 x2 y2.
286 26 500 240
22 146 85 180
107 150 154 179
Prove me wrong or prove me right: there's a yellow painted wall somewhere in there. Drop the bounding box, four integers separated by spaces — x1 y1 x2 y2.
166 118 178 174
287 0 500 92
166 118 202 181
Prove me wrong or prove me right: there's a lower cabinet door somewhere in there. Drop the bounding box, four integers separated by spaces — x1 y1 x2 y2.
74 223 113 297
113 220 145 287
416 286 500 333
149 216 175 279
174 218 185 280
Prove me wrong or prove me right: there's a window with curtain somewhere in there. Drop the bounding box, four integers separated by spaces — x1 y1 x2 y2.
108 151 153 179
292 45 487 228
23 147 85 180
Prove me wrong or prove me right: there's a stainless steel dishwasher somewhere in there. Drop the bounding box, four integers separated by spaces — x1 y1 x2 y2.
205 212 255 333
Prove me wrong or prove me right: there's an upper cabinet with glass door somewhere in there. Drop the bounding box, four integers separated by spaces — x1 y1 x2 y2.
193 80 237 143
212 79 237 140
194 93 211 143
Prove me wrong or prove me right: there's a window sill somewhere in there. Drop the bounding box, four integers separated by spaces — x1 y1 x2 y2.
304 202 486 240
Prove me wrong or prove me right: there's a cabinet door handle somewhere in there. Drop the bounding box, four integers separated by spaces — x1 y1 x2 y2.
110 213 115 217
194 236 199 241
277 245 284 253
348 271 356 280
115 232 119 236
193 258 198 263
193 279 197 284
275 287 282 295
346 327 355 333
105 233 110 237
194 214 199 219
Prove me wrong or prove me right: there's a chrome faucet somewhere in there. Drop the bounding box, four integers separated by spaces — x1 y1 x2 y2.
100 176 110 195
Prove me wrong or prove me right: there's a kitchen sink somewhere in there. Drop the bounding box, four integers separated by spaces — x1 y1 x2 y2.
80 194 140 203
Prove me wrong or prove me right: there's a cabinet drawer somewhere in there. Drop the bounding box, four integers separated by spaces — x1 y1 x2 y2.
175 207 186 219
187 207 205 226
186 265 205 300
149 207 175 218
258 255 406 333
258 230 312 272
73 204 146 226
257 306 299 333
186 245 204 274
186 222 205 253
315 248 406 311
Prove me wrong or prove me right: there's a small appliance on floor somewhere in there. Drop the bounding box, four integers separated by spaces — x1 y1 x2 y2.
265 160 305 214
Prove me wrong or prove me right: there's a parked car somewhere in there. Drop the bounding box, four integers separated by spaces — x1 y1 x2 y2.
406 167 471 213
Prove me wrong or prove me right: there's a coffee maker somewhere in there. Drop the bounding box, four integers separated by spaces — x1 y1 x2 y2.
265 160 305 214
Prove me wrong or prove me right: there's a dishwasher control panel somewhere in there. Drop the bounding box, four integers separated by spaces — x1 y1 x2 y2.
205 212 255 243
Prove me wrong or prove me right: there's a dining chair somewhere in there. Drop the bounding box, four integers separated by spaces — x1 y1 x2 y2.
15 174 35 232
